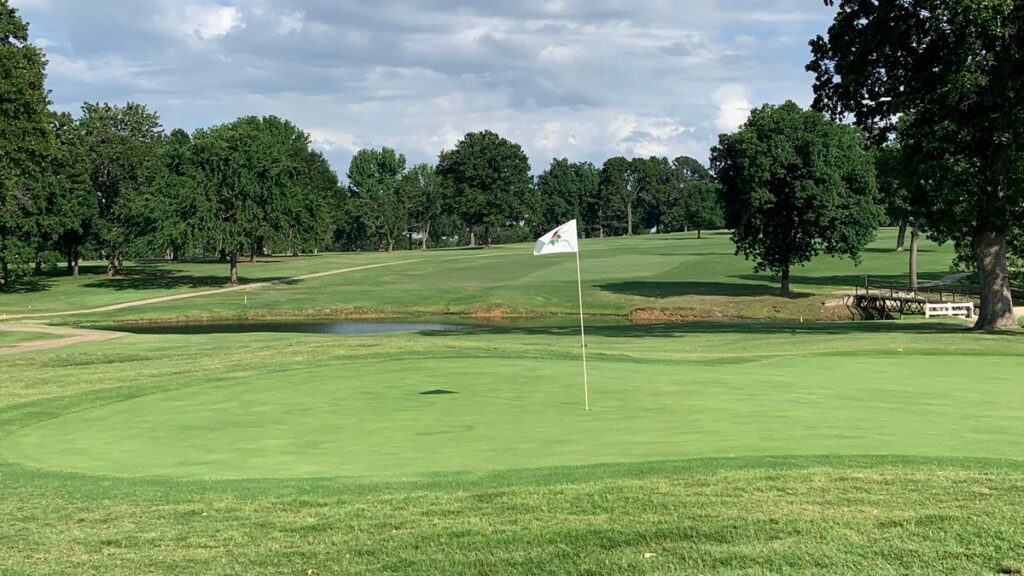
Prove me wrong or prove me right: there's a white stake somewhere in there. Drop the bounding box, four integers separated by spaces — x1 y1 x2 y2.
575 246 589 412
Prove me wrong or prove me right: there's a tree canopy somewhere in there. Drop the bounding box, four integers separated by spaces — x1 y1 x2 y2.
437 131 533 247
712 101 883 296
808 0 1023 329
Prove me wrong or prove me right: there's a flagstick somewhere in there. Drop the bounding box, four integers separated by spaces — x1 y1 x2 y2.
575 245 590 412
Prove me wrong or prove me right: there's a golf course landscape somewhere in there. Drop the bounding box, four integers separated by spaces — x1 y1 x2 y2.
2 230 1023 575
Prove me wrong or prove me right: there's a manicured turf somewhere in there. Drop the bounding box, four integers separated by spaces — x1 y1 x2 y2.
6 342 1024 478
2 229 1021 575
1 323 1024 574
1 229 956 321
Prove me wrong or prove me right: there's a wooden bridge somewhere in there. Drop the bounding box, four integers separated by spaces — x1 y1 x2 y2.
850 284 976 319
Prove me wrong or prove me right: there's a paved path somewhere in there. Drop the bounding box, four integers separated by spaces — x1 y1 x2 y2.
0 323 124 355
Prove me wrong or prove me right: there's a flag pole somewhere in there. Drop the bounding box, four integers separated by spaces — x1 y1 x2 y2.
575 244 589 412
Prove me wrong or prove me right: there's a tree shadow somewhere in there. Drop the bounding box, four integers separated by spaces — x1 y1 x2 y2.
0 275 56 294
598 281 808 299
82 268 287 291
731 272 950 290
421 320 1017 339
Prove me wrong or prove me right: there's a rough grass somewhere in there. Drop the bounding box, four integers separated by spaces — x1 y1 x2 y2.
2 323 1024 574
0 229 956 322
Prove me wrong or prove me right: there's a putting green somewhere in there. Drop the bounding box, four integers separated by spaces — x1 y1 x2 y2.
4 354 1022 478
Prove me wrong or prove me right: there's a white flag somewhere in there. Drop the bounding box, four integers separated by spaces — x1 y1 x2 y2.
534 219 579 255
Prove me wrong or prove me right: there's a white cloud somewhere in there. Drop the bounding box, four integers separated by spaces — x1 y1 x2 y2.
712 84 753 133
175 4 244 41
308 128 359 154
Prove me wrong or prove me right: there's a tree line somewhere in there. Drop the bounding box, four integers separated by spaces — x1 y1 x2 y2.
2 0 1020 329
1 1 726 286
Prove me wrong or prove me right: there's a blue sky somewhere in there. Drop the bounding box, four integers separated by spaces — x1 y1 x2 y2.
11 0 836 176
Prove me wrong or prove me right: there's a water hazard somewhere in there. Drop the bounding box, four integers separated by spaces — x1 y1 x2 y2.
100 320 472 335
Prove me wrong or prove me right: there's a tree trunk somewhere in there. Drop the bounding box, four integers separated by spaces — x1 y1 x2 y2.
229 251 239 285
599 225 605 238
71 252 79 278
421 221 430 250
972 228 1018 330
780 267 791 298
697 228 703 240
626 201 633 237
116 254 124 272
896 220 908 252
387 239 394 253
66 253 74 275
249 244 256 263
485 226 492 248
107 258 116 278
1 260 10 286
908 220 919 290
469 228 476 248
219 248 227 263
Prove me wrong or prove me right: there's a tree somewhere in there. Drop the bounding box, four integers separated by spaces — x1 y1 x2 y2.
663 156 724 238
0 0 53 286
348 147 409 253
711 101 883 297
191 116 316 283
636 156 672 233
286 149 339 256
77 102 163 277
136 128 203 261
50 112 97 276
402 163 446 250
599 157 633 236
437 130 533 247
536 159 599 234
808 0 1023 329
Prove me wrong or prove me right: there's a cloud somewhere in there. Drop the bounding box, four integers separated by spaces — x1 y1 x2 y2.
712 84 753 133
14 0 837 173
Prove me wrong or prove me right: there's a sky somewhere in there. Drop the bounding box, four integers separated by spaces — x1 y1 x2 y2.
10 0 837 178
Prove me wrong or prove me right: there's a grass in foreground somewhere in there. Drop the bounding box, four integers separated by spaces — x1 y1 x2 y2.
1 229 956 322
2 321 1023 574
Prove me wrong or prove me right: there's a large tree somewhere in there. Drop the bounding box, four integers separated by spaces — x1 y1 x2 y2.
536 158 599 234
663 156 724 238
402 163 447 250
348 147 409 253
437 130 532 247
599 157 634 236
77 102 163 277
808 0 1023 329
0 0 53 286
191 116 316 283
711 101 883 297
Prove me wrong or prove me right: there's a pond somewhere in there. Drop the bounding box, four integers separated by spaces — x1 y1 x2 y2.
99 320 474 335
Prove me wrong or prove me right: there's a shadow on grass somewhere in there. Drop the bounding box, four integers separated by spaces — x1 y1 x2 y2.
83 267 288 291
731 272 949 290
0 276 55 294
421 320 1018 339
598 281 807 299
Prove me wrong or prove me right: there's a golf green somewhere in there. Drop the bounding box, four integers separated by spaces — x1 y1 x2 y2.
5 353 1023 479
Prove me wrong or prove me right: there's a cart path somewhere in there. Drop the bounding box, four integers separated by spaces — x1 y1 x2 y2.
1 252 509 321
0 323 125 355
